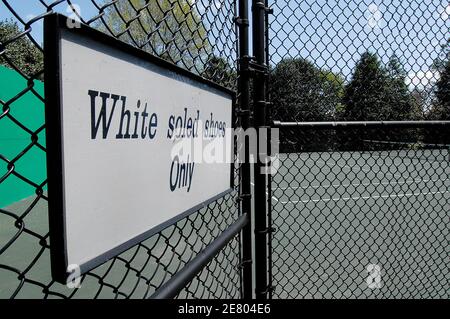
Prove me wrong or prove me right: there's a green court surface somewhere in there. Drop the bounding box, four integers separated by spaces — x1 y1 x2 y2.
1 149 448 298
271 151 449 298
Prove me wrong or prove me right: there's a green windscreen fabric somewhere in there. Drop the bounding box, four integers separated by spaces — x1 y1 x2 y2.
0 65 46 208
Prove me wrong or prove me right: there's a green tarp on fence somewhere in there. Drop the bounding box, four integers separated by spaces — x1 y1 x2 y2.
0 65 46 208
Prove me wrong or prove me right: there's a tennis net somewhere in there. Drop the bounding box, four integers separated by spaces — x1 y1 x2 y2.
362 140 450 163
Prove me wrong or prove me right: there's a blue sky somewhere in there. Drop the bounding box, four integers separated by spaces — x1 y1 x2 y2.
0 0 99 44
268 0 449 86
1 0 448 87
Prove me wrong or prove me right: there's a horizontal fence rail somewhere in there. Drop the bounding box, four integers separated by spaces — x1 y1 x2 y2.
151 214 249 299
273 121 450 128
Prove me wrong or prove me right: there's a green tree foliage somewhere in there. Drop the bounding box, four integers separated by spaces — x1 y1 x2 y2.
342 52 389 120
343 52 420 121
428 60 450 120
385 55 420 120
410 88 426 120
270 58 344 122
0 19 43 77
202 56 236 88
435 59 450 119
418 40 449 144
96 0 209 69
431 39 449 73
270 58 344 151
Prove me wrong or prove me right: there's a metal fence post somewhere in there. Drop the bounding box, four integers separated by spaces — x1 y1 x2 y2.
252 0 269 300
237 0 253 299
264 0 274 299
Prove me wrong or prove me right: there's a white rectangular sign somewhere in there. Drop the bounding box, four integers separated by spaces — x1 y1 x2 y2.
44 14 233 283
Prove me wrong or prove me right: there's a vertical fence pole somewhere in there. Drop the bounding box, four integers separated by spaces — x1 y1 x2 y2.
252 0 269 299
237 0 253 299
264 0 274 299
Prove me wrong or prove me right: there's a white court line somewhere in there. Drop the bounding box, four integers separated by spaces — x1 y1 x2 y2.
274 177 449 191
251 182 279 202
279 190 449 205
299 159 405 177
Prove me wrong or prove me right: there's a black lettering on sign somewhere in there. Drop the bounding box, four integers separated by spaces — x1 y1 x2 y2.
89 90 122 139
169 155 195 193
166 109 201 140
88 90 158 140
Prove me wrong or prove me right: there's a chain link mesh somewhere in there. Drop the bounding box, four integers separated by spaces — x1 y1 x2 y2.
0 0 241 299
267 0 449 298
271 126 449 298
2 0 449 300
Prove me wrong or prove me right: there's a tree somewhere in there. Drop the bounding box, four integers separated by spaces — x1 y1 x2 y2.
384 55 418 120
270 58 344 151
0 19 43 77
410 88 426 120
342 51 389 121
426 39 449 120
428 60 450 120
95 0 209 69
319 70 345 119
202 56 236 88
431 39 449 73
270 58 343 122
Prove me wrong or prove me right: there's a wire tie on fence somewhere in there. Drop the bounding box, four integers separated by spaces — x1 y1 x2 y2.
238 193 252 202
257 285 275 296
236 109 252 117
256 227 276 235
240 55 255 62
248 61 269 72
255 101 271 108
234 17 249 26
240 67 261 77
254 2 274 14
236 259 252 270
239 61 269 77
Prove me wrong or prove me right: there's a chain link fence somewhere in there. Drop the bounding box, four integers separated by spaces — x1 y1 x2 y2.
0 0 241 299
271 125 449 298
2 0 449 300
267 0 449 298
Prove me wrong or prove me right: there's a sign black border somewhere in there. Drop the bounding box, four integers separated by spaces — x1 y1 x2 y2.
44 13 235 284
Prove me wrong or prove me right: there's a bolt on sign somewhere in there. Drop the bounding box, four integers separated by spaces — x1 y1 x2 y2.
44 14 233 283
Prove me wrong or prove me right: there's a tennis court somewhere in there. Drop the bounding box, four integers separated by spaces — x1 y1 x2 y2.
271 149 449 298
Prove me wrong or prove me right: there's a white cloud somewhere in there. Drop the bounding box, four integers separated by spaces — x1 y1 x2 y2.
365 3 383 29
26 14 36 21
440 4 450 20
406 70 440 89
25 13 43 26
